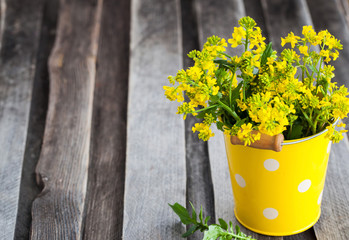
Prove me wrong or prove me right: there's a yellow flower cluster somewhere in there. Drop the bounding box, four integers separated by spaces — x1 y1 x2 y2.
237 123 261 146
164 16 349 145
245 93 296 136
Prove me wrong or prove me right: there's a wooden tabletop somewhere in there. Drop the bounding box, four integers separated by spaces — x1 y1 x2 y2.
1 0 349 239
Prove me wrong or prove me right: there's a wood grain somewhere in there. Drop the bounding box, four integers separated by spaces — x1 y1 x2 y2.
83 0 130 239
243 0 269 41
14 0 58 238
30 0 103 239
0 0 44 239
0 0 5 50
306 0 349 133
181 0 215 239
261 0 313 53
313 135 349 240
122 0 186 239
285 228 317 240
337 0 349 28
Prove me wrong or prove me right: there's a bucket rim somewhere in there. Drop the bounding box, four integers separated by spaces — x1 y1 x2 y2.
282 118 339 145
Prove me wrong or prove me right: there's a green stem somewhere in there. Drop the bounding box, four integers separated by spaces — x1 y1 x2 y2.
218 51 234 59
223 232 253 240
288 123 293 140
217 100 241 122
244 30 249 52
189 104 218 114
229 71 236 107
312 120 318 135
300 107 315 132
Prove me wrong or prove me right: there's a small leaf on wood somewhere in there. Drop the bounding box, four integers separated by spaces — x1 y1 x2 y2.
169 203 193 225
182 225 197 238
218 218 228 230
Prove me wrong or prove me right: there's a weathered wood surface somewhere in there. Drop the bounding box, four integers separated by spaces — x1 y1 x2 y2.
181 1 215 239
30 0 103 239
261 0 313 53
83 0 130 239
338 0 349 28
0 0 348 239
0 0 44 239
243 0 269 41
195 0 245 225
0 0 5 50
14 0 58 238
313 135 349 240
122 0 186 239
306 0 349 132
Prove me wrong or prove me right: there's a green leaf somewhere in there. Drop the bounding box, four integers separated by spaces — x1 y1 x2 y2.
231 81 243 102
214 59 236 71
308 64 318 74
261 42 273 66
189 201 197 221
182 225 198 238
218 218 228 230
199 206 204 222
216 121 224 131
203 225 225 240
289 123 304 140
169 203 194 225
204 216 211 225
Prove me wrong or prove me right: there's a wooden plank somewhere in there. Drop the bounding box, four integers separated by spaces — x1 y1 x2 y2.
194 0 247 236
82 0 130 239
181 1 215 240
122 0 186 239
14 0 58 238
0 0 44 239
30 0 103 239
243 0 269 41
284 228 316 240
0 0 5 49
195 0 281 239
313 135 349 240
261 0 314 53
337 0 349 28
195 0 245 225
306 0 349 133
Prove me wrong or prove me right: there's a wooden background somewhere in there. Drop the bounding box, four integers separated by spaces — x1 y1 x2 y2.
0 0 348 239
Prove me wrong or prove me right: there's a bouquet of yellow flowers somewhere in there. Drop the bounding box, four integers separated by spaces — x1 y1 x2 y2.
164 16 349 145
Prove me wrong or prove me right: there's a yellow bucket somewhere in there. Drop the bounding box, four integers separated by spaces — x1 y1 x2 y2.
224 129 332 236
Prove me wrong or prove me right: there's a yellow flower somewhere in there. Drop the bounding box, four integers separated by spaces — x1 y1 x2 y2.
187 66 203 81
299 45 309 56
192 123 215 141
228 27 246 48
331 50 339 61
237 123 260 146
164 86 184 102
212 86 220 95
302 25 314 37
281 32 300 48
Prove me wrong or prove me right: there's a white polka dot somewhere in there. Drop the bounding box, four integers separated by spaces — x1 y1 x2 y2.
264 159 279 171
235 174 246 188
263 208 278 220
298 179 311 192
318 190 323 205
327 142 332 154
